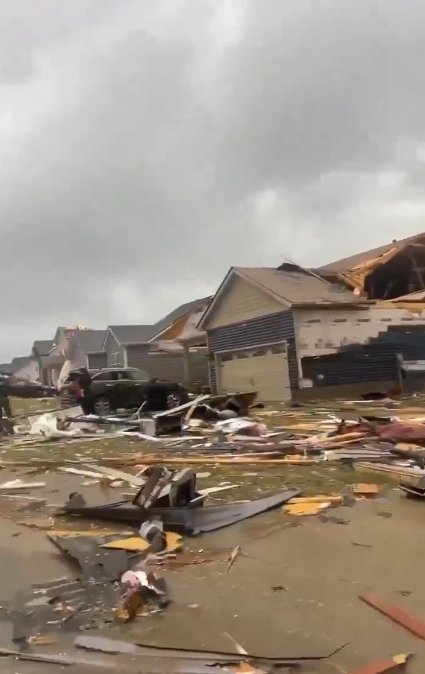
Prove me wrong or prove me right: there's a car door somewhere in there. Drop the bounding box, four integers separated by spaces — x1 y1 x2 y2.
125 369 150 407
113 370 138 409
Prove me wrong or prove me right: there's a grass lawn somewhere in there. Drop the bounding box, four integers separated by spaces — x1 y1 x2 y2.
9 396 60 417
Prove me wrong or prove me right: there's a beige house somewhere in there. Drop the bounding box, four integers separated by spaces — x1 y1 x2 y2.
199 262 425 401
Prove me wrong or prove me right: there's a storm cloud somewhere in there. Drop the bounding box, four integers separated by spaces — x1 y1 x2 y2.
1 0 425 358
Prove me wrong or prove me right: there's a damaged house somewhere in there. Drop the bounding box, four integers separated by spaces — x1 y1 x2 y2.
103 297 211 387
41 328 107 386
200 238 425 401
317 231 425 300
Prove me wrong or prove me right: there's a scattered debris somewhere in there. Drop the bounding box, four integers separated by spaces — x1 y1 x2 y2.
226 545 241 574
352 483 380 497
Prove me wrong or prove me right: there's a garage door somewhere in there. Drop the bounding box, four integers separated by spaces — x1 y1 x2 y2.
219 343 291 402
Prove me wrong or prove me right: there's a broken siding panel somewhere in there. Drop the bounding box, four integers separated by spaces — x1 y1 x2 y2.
208 311 299 392
205 276 284 330
88 352 108 370
294 306 425 358
104 330 124 367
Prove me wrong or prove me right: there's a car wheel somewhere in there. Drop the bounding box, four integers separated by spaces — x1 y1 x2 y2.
94 396 111 416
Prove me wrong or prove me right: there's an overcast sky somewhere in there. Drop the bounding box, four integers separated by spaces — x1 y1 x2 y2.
1 0 425 360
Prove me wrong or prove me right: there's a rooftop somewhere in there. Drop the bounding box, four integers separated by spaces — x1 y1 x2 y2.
32 340 54 356
236 264 360 305
108 325 157 345
151 296 211 339
73 329 106 353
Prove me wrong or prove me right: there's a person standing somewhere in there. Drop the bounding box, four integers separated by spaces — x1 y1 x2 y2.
0 372 12 438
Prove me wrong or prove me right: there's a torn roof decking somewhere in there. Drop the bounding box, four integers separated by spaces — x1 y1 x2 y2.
318 231 425 274
316 232 425 298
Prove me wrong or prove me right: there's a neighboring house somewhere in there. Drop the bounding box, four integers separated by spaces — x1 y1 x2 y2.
11 356 39 382
43 327 107 385
104 325 157 368
72 330 107 370
103 297 212 385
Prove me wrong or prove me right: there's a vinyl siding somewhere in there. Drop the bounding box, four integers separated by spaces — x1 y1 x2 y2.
205 276 285 330
125 344 151 371
207 310 299 393
126 344 209 385
88 352 108 370
104 330 124 367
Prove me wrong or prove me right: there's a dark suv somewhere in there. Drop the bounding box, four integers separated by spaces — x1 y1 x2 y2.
60 367 189 415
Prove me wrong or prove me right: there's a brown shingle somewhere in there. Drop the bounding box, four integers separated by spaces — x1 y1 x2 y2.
235 266 359 305
318 231 425 272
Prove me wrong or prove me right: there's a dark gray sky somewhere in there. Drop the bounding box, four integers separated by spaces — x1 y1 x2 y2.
2 0 425 359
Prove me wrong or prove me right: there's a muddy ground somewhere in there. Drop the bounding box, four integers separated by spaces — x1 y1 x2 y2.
1 397 425 673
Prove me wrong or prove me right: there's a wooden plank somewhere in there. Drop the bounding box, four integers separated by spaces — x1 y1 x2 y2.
360 592 425 640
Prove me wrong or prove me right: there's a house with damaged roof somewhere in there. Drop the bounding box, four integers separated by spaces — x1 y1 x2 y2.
103 296 211 385
199 237 425 401
38 328 108 386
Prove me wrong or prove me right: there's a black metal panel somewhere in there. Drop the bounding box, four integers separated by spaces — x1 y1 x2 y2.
207 311 299 393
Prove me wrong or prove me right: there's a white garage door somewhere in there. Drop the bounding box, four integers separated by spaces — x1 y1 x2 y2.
219 343 291 402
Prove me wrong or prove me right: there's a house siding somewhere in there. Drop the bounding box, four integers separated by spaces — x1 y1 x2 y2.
125 344 151 371
292 304 425 390
126 344 209 385
205 276 286 330
104 330 125 367
207 310 299 393
88 352 108 370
